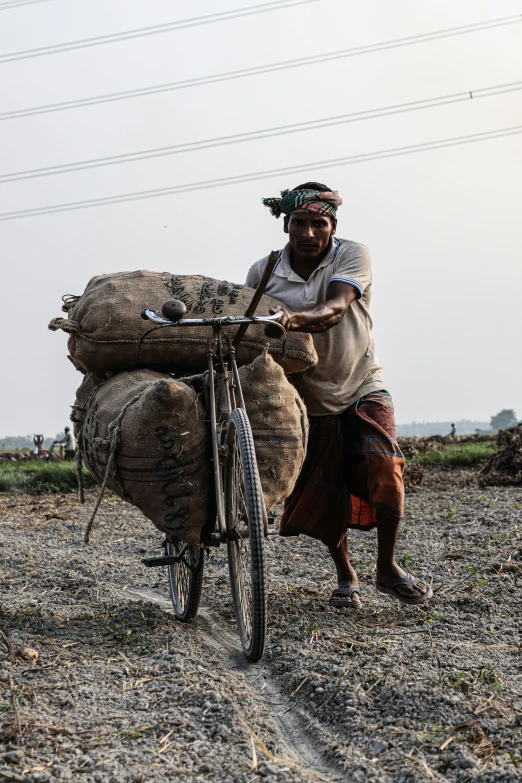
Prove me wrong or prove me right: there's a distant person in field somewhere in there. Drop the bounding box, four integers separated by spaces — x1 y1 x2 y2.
449 423 457 437
33 434 44 456
247 183 432 608
60 427 76 461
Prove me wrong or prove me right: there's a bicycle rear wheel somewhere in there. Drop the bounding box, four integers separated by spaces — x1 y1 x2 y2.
225 407 267 662
165 538 204 622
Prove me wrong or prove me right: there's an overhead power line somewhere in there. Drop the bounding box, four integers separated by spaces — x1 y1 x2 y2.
0 0 322 63
2 14 520 120
2 81 520 184
1 125 520 221
0 0 50 9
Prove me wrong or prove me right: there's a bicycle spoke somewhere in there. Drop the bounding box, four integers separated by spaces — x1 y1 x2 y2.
235 457 248 519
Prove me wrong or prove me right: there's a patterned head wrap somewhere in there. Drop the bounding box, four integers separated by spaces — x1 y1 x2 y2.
262 188 342 219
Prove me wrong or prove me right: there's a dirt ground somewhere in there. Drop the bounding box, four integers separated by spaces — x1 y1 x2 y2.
1 470 521 783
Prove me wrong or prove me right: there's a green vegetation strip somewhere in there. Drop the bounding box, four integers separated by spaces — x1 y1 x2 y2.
411 442 496 467
0 461 97 494
0 441 497 494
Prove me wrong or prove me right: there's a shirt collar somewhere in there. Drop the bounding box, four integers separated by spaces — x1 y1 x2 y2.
275 237 338 282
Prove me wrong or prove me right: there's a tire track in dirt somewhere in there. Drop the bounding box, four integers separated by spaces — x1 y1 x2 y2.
119 587 344 782
197 608 344 782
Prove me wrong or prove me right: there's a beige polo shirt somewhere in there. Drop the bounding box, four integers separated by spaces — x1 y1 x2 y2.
246 237 384 416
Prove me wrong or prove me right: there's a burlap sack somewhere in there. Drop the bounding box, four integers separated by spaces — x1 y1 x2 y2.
73 370 208 545
239 350 309 512
49 270 317 376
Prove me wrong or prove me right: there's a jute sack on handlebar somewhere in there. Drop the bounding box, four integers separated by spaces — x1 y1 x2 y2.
72 369 209 545
49 270 318 376
239 350 309 512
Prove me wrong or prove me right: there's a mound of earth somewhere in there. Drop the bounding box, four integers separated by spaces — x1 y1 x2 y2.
480 425 522 486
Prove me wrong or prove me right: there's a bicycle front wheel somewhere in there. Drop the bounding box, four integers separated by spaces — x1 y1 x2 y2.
225 408 267 662
166 538 204 622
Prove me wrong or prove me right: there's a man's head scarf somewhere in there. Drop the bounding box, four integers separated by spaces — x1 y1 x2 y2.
262 188 342 220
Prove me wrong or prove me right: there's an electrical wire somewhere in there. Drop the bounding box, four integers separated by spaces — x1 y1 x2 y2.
0 0 50 8
1 125 520 221
2 81 521 184
2 14 520 120
0 0 322 63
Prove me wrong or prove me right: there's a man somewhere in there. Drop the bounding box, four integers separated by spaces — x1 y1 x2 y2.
246 183 432 608
61 426 76 461
33 434 44 456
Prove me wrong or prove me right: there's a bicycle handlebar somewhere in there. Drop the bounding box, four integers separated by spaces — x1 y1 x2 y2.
141 308 284 327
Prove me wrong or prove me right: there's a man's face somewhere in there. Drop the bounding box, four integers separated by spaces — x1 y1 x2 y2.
284 209 337 259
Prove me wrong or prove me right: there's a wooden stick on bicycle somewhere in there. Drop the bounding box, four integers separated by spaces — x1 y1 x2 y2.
232 249 279 348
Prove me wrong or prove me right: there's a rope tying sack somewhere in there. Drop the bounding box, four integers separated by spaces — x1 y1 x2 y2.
61 294 80 312
83 391 145 544
76 430 85 505
70 380 100 506
48 317 80 334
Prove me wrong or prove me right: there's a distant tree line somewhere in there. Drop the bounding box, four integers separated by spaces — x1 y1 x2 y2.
396 420 490 437
397 409 518 438
489 409 517 431
3 410 518 447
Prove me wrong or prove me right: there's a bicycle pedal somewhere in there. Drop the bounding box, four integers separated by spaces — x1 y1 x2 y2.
141 555 179 568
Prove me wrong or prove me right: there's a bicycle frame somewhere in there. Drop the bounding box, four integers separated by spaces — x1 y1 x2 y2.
140 309 285 542
209 331 241 538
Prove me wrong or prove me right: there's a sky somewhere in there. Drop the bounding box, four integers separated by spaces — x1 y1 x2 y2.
1 0 521 437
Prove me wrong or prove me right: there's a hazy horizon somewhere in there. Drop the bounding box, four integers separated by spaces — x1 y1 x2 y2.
1 0 521 436
0 418 502 445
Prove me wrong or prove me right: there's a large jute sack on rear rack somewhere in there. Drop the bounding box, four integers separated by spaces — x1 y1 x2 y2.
239 350 309 512
49 270 317 376
72 369 208 545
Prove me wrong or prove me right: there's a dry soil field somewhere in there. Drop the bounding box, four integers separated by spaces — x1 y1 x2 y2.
1 470 521 783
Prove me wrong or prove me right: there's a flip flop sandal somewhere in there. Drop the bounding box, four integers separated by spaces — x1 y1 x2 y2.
376 572 433 605
329 585 362 610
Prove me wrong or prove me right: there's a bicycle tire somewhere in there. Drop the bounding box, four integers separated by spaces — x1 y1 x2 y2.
165 538 204 622
225 407 267 662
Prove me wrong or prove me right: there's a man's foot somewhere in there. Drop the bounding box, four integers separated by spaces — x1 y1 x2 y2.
329 579 362 609
376 566 432 605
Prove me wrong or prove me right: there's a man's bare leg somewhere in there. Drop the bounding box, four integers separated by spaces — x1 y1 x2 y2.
327 534 362 608
376 509 431 601
327 533 358 588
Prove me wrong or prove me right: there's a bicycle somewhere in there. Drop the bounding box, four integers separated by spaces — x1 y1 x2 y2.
47 441 65 461
140 298 285 662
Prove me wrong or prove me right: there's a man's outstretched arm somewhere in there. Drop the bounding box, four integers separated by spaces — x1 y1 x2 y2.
269 282 358 334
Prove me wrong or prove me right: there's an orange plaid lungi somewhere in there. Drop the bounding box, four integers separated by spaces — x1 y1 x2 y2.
279 391 405 549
